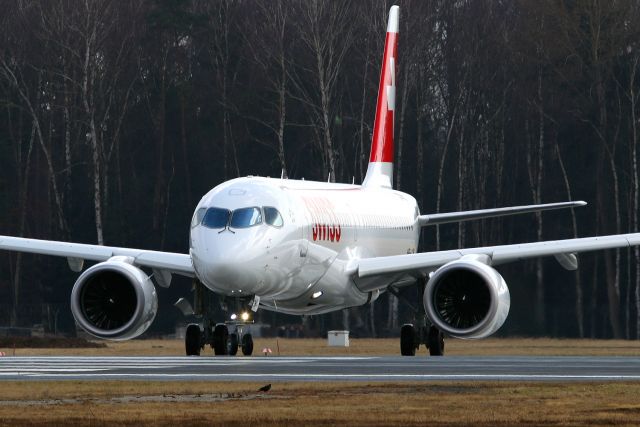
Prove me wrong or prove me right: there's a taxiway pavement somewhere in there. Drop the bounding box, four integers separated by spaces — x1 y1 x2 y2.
1 356 639 381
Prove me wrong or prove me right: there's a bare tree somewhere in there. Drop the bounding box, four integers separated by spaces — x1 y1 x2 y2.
289 0 355 182
204 0 242 180
245 0 290 175
39 0 140 245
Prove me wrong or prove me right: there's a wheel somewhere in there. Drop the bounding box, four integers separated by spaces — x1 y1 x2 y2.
428 326 444 356
213 324 229 355
400 324 417 356
228 333 239 356
185 324 201 356
241 333 254 356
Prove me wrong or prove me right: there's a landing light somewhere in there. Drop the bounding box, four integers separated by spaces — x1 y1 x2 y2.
230 313 238 320
241 312 250 321
312 291 323 299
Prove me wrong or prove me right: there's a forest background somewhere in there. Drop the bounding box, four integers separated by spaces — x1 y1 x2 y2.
1 0 640 339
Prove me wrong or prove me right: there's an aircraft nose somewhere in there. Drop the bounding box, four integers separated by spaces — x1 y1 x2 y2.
192 231 264 292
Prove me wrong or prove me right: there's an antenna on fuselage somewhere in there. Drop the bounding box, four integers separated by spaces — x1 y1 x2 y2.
327 170 334 183
281 169 288 179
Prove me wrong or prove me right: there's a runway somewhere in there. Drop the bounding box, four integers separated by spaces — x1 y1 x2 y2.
1 355 640 381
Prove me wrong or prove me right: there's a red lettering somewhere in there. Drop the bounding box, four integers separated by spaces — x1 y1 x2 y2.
310 222 343 243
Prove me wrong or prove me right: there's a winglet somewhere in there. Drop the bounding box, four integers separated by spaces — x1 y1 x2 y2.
362 6 399 189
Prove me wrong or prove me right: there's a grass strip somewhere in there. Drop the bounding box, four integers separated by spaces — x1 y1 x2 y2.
4 337 640 356
0 381 639 426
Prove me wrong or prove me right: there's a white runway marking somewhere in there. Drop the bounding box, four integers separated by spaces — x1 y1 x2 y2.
1 356 639 382
14 373 640 381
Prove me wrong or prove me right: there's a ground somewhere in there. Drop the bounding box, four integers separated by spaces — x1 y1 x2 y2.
1 337 639 426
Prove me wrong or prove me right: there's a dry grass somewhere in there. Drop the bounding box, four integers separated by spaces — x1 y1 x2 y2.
3 336 640 356
1 381 640 426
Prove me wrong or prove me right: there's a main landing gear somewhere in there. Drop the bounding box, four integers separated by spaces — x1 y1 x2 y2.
400 323 444 356
390 278 445 357
181 280 254 357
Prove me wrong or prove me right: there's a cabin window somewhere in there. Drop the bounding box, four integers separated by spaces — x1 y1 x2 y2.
202 207 230 229
264 206 284 227
230 207 262 228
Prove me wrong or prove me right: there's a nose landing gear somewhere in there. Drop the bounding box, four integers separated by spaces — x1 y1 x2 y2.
218 321 253 356
180 280 255 357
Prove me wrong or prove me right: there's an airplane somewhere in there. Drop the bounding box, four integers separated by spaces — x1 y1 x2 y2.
1 5 640 357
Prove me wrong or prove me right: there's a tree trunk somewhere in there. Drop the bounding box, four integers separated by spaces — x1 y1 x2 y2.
152 61 167 241
369 300 376 338
277 44 288 175
83 34 104 245
435 106 457 250
10 123 35 326
630 55 640 339
387 294 398 332
555 141 583 337
525 71 546 333
395 62 410 191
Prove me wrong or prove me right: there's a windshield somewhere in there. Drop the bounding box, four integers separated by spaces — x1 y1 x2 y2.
264 207 284 227
191 207 207 228
202 207 230 229
230 207 262 228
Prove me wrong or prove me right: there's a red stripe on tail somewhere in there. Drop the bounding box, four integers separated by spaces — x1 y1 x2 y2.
369 30 398 163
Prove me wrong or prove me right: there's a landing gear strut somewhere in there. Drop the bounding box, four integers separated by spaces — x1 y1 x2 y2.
181 280 255 357
390 279 445 357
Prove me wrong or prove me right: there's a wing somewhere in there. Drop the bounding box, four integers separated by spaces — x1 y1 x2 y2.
357 232 640 281
0 235 194 278
418 201 586 226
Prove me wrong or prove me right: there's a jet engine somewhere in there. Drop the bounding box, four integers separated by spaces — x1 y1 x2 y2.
423 255 510 339
70 256 158 340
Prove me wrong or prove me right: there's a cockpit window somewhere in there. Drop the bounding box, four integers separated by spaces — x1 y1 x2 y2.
202 207 230 229
264 206 284 227
230 207 262 228
191 207 207 228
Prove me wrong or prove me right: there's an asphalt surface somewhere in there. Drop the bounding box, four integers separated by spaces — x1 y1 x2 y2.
1 356 640 381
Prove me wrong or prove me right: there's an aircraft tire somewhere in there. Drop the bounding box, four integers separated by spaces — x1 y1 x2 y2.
228 332 239 356
428 326 445 356
185 324 201 356
213 324 229 356
241 333 254 356
400 324 417 356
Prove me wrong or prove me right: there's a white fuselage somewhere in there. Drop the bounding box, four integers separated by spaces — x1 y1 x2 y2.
189 176 420 314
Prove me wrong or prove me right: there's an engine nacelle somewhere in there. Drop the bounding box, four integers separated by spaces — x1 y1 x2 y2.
424 255 510 339
70 257 158 340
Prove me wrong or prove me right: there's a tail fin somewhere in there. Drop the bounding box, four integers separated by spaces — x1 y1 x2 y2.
362 5 399 189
